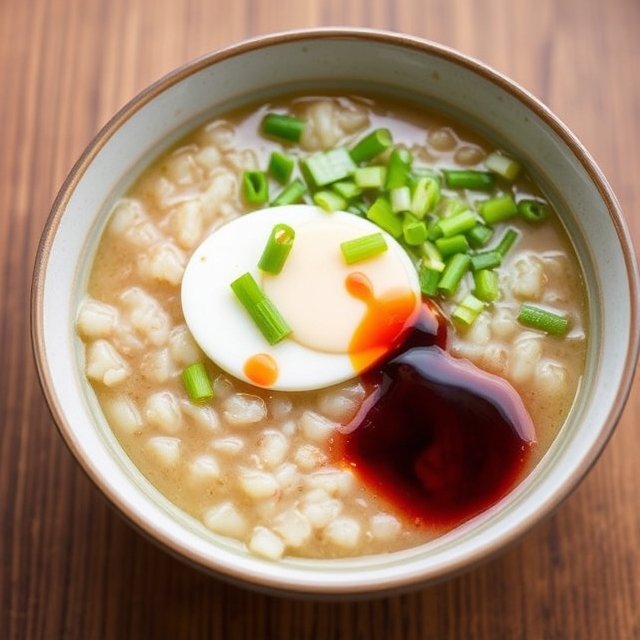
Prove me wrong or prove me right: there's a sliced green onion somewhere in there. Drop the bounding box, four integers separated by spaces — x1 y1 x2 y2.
366 197 403 238
268 151 295 184
230 272 291 344
452 294 485 327
300 148 356 188
473 269 500 302
261 113 306 142
479 195 518 225
271 178 306 206
385 148 413 189
467 224 494 248
390 186 411 213
443 170 496 191
518 199 550 223
242 171 269 205
332 180 362 200
485 151 521 181
470 250 502 272
438 254 471 297
350 128 392 164
518 303 569 336
258 224 295 274
435 234 470 257
411 176 440 218
313 189 347 212
182 362 214 402
403 215 428 246
354 166 387 189
427 218 443 241
496 228 519 257
439 197 470 219
340 232 388 264
437 210 477 238
347 200 368 217
418 264 441 296
420 240 445 272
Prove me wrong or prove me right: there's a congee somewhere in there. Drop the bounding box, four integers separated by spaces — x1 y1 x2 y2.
76 95 587 560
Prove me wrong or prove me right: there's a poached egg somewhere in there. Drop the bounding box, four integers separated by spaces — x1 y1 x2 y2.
181 205 420 391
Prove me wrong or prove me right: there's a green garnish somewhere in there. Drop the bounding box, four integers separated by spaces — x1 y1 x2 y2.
261 113 305 142
242 171 269 205
182 363 214 403
350 128 392 164
230 272 291 344
271 178 306 206
518 304 569 336
258 224 295 275
268 151 295 184
340 232 388 264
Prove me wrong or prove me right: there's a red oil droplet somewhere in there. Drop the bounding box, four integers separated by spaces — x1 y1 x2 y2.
244 353 278 387
345 272 419 374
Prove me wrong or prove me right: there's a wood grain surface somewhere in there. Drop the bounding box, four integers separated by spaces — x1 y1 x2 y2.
2 0 639 638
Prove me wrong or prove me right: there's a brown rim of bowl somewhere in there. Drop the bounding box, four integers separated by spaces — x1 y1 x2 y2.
31 27 640 596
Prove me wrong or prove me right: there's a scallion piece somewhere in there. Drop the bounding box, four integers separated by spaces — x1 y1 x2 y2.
332 180 362 200
403 215 428 246
420 240 445 272
300 148 356 188
470 250 502 272
230 272 291 344
438 253 471 297
261 113 306 142
271 178 306 206
258 224 295 274
443 170 496 191
385 148 413 189
182 362 214 402
473 269 500 302
517 199 550 223
437 210 477 238
354 166 387 189
485 151 521 181
340 232 388 264
467 224 494 248
313 190 347 212
268 151 295 184
366 197 403 238
411 176 440 218
439 197 470 219
347 200 368 217
427 218 444 241
435 234 470 257
350 128 393 164
452 294 485 327
496 228 519 257
390 186 411 213
518 304 569 336
242 171 269 205
418 263 441 296
479 195 518 225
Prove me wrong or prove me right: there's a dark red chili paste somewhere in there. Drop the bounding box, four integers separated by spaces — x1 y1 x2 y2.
335 301 535 528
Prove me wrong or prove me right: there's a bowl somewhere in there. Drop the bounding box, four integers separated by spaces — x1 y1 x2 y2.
31 28 640 598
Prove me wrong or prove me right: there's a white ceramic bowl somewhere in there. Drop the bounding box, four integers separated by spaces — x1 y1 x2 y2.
32 29 639 598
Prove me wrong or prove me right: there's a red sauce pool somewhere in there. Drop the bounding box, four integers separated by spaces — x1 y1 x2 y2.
335 302 535 529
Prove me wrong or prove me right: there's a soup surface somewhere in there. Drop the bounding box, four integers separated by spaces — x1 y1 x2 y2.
76 95 587 560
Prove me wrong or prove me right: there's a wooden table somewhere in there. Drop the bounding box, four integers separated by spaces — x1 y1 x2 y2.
2 0 638 637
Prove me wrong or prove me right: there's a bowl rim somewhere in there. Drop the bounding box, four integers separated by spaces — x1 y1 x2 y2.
31 27 640 596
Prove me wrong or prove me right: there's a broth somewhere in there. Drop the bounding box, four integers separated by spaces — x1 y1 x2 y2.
76 95 587 559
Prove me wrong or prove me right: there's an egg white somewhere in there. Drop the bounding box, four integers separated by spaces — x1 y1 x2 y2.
181 205 420 391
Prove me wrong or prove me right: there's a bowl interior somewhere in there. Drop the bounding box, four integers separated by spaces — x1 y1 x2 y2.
33 31 639 596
